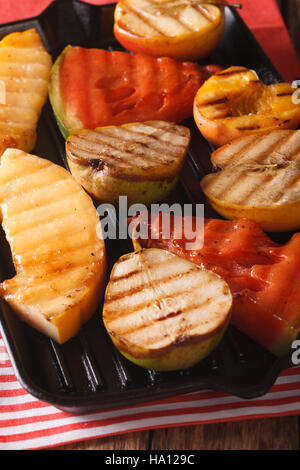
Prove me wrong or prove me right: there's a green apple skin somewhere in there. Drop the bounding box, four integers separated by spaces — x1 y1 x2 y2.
108 321 230 372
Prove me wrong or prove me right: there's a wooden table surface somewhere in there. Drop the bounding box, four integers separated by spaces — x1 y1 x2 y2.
51 2 300 451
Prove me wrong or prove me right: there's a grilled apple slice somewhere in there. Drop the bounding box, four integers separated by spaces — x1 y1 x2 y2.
114 0 225 61
0 29 52 155
66 120 190 205
210 129 300 169
103 248 232 371
0 149 106 343
193 66 300 147
201 130 300 232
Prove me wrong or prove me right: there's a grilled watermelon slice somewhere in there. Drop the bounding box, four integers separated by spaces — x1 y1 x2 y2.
49 45 219 138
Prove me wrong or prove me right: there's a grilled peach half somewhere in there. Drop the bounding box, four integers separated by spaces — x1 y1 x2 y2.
66 120 190 206
103 248 232 371
193 66 300 147
201 130 300 232
114 0 225 61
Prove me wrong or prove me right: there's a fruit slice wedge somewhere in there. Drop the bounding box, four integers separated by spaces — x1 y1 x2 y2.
103 248 232 371
200 130 300 231
114 0 225 61
0 149 106 343
193 66 300 146
0 28 52 155
66 120 190 205
49 45 219 138
129 211 300 356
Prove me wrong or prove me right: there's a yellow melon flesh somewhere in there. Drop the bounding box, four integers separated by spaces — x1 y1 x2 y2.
0 28 52 155
0 149 106 343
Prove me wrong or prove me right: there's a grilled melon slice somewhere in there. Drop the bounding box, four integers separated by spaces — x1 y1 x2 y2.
193 66 300 147
0 29 52 155
201 130 300 232
0 149 106 343
103 248 232 371
66 120 190 205
114 0 225 61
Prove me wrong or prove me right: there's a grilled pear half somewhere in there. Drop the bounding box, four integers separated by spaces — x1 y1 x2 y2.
0 149 106 343
103 248 232 371
0 28 52 155
201 130 300 232
66 120 190 206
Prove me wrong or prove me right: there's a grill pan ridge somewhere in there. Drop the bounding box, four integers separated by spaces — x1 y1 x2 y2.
0 0 292 413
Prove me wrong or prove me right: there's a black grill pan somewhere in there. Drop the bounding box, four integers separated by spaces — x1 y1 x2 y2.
0 0 293 413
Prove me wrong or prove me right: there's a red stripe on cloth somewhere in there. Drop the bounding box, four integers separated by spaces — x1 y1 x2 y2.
0 411 69 428
1 380 300 430
239 0 300 81
0 360 13 367
0 374 19 383
0 389 27 398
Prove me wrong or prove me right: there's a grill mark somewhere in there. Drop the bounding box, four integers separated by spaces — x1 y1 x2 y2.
68 146 134 169
18 224 98 269
19 236 98 271
194 4 214 22
0 75 49 89
10 205 83 237
124 3 168 37
269 172 300 204
69 136 163 168
13 222 97 269
0 120 35 132
0 173 68 204
11 264 92 298
111 253 181 289
14 246 97 289
12 210 91 247
277 92 293 97
238 172 276 205
216 68 248 77
7 191 86 236
0 162 51 188
150 121 189 138
237 125 261 131
261 132 300 162
106 267 199 305
203 97 229 106
69 146 136 170
282 172 300 190
278 140 300 161
112 268 142 283
169 7 198 32
101 125 187 154
211 171 251 200
156 309 182 321
214 110 233 120
234 132 295 166
118 296 217 338
0 62 49 80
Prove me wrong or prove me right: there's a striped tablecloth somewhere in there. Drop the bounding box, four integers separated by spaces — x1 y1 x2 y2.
1 334 300 450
